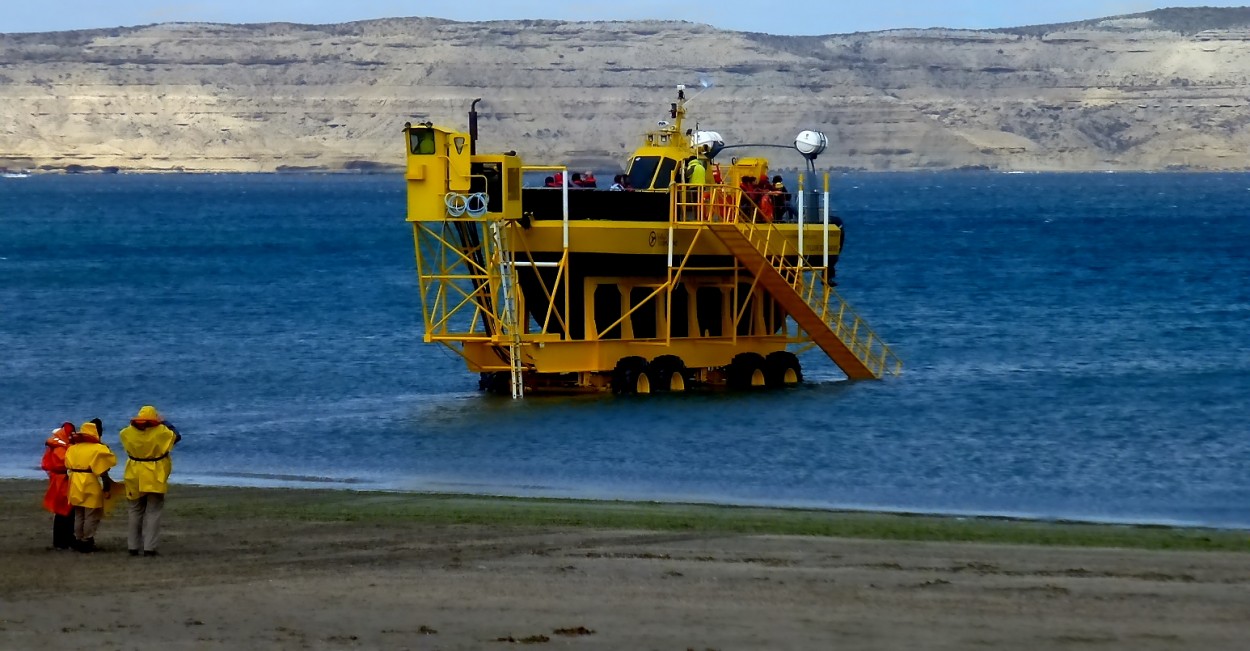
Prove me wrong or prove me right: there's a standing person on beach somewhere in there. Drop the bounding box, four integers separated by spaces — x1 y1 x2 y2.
64 421 117 553
40 422 75 550
118 405 181 557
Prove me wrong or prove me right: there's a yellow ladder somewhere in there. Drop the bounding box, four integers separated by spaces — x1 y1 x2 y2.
705 222 902 380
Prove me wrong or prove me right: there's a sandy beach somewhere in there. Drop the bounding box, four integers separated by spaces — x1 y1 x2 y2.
1 479 1247 650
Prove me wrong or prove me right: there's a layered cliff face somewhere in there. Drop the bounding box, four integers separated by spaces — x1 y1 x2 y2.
2 8 1250 172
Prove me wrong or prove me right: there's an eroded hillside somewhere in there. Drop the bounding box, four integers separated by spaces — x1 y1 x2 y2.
2 8 1250 172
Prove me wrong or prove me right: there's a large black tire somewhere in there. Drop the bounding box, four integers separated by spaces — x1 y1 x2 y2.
726 353 767 390
765 351 803 388
611 356 652 395
648 355 688 393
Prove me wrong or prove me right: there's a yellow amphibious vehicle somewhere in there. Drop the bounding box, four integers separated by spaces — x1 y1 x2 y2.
404 87 901 397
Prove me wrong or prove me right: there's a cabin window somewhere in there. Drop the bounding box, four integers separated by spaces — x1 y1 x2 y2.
506 167 521 199
409 129 436 155
627 156 660 190
653 158 677 189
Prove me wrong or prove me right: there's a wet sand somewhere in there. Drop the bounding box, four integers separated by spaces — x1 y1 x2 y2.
1 480 1247 650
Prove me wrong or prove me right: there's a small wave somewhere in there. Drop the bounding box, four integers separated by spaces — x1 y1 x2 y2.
202 471 364 484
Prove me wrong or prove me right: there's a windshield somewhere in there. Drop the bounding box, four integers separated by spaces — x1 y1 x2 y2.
628 156 680 190
627 156 659 189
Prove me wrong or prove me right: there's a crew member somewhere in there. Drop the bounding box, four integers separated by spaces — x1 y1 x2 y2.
65 421 116 553
119 405 181 557
685 157 706 185
40 422 75 550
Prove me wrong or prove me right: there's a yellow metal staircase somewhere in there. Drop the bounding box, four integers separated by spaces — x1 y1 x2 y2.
706 222 902 380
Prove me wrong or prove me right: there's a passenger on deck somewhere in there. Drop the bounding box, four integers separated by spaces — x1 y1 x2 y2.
772 175 794 222
739 176 758 221
757 176 775 223
544 176 557 188
581 171 598 188
609 175 626 191
553 171 564 187
570 172 584 187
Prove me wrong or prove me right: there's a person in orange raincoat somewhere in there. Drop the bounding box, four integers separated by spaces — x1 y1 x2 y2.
40 422 75 550
119 405 181 557
65 421 117 553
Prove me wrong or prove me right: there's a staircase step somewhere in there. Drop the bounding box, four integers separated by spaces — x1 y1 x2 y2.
706 223 897 380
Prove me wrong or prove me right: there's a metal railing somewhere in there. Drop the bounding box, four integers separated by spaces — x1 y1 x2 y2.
666 182 901 377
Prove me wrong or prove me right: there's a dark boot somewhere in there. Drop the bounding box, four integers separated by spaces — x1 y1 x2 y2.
76 538 97 553
52 514 74 550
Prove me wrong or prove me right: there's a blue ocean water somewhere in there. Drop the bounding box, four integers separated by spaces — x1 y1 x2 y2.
2 172 1248 528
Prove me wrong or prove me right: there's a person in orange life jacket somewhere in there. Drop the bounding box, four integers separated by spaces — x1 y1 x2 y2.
580 170 597 188
40 422 75 550
119 405 181 557
65 421 117 553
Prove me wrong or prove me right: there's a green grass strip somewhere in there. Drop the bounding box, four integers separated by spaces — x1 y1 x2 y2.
170 486 1250 553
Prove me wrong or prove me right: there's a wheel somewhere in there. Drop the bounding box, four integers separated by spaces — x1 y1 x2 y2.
765 351 803 388
648 355 687 392
611 356 652 395
726 353 767 390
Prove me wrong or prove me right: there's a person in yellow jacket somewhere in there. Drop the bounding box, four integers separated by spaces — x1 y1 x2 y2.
118 405 181 557
64 421 117 553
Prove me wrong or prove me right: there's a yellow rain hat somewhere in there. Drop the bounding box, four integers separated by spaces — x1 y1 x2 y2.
78 421 99 437
134 405 162 423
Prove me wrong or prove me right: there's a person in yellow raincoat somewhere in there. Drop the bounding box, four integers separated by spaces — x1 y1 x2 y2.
118 405 181 557
64 421 117 553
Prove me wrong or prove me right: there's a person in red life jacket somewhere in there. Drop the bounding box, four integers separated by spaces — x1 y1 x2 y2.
756 175 775 223
738 176 760 221
119 405 182 557
41 422 75 550
580 170 597 188
65 420 117 553
552 171 564 188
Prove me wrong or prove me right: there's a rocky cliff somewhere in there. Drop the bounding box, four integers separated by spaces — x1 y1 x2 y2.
3 7 1250 173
